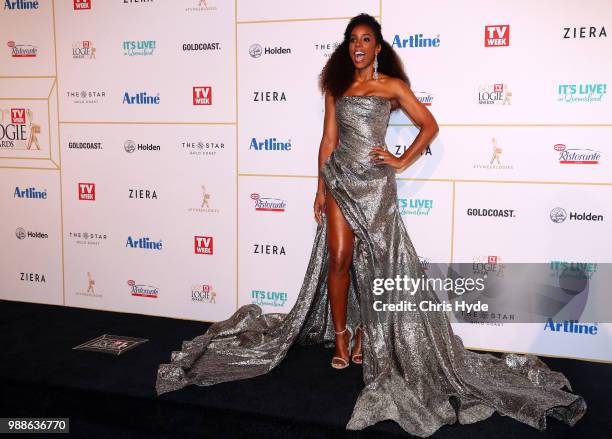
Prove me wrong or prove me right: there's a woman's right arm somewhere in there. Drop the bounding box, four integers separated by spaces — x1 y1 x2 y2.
314 91 339 224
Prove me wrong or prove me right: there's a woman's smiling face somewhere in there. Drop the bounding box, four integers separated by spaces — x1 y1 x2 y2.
348 24 380 69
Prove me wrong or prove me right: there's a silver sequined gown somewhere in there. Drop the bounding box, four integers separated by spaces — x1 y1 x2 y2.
156 95 586 437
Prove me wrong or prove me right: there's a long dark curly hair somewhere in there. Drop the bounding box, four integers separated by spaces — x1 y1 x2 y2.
319 13 409 99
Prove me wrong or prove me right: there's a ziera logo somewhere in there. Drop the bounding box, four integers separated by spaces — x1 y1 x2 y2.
484 25 510 47
78 182 95 200
194 236 213 255
73 0 91 10
193 86 212 105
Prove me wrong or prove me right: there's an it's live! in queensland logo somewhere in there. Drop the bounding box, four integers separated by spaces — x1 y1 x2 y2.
193 86 212 105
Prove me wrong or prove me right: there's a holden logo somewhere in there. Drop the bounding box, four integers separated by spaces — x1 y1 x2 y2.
249 43 262 58
15 227 26 240
554 144 566 151
124 140 136 153
550 207 567 223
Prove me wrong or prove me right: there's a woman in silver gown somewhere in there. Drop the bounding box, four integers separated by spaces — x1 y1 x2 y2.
156 13 587 437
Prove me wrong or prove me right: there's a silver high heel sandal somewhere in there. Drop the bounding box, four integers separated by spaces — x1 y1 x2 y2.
351 325 363 364
331 326 353 369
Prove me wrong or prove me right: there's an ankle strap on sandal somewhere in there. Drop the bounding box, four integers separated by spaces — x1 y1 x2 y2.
334 327 348 335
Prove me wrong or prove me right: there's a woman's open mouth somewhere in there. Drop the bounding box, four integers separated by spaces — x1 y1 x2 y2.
354 51 365 63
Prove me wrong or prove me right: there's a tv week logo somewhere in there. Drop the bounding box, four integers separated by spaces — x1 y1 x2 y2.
78 183 95 200
484 25 510 47
193 87 212 105
194 236 213 255
73 0 91 10
11 108 26 124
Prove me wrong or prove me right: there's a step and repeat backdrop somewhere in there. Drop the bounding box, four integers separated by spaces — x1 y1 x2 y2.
1 0 611 362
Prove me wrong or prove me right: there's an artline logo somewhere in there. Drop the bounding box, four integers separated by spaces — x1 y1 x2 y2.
554 144 600 164
253 243 286 255
249 137 291 151
14 186 47 199
181 140 225 157
66 90 106 104
248 43 291 58
398 198 433 216
253 91 286 102
473 255 506 277
125 236 163 250
123 40 156 56
549 207 603 223
72 41 96 59
563 26 607 39
194 236 213 255
188 184 220 213
191 284 216 303
473 137 513 170
78 182 95 200
484 25 510 47
251 193 286 212
251 289 288 308
128 279 158 299
124 140 160 152
15 227 48 239
73 0 91 10
467 208 515 218
558 83 607 103
478 83 512 105
21 272 45 282
68 141 102 150
7 41 37 57
392 33 440 48
415 91 434 106
122 91 160 105
193 86 212 105
4 1 39 10
182 42 221 52
544 319 598 335
185 0 217 12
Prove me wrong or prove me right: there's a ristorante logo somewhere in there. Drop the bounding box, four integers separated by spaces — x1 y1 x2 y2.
122 91 160 105
392 33 440 48
473 137 513 170
123 40 156 56
4 0 39 9
557 83 607 103
78 182 95 200
415 91 433 106
544 319 598 335
554 144 600 164
251 289 288 308
191 284 216 303
15 227 48 239
478 83 512 105
251 193 286 212
72 41 96 59
73 0 91 9
7 41 37 57
248 43 291 58
193 86 212 105
128 279 158 299
194 236 213 255
398 198 433 216
549 207 603 223
126 236 163 250
249 137 291 151
563 26 607 39
14 186 47 199
484 25 510 47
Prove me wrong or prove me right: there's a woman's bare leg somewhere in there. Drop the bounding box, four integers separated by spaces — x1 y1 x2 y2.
326 191 354 366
